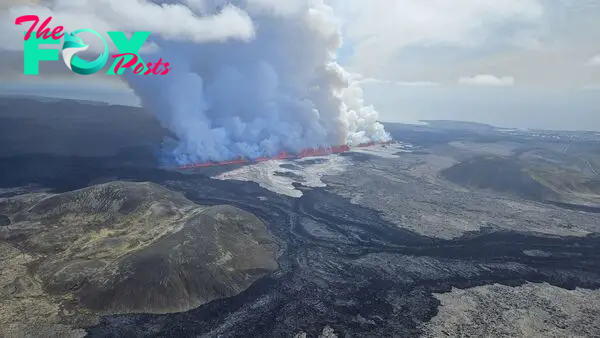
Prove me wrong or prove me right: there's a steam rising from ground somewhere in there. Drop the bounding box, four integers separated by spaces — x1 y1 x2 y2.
130 0 390 163
4 0 390 163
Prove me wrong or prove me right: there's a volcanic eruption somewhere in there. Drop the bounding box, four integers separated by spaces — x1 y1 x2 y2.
6 0 391 165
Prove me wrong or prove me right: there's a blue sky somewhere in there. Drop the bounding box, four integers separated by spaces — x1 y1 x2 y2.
1 0 600 130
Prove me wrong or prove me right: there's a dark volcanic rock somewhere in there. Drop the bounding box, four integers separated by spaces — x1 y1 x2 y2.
298 158 329 165
3 97 600 337
441 156 559 200
78 204 278 314
0 215 9 227
0 97 168 158
280 163 302 170
0 181 278 333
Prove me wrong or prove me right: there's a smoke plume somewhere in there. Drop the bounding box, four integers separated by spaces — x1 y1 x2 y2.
4 0 390 163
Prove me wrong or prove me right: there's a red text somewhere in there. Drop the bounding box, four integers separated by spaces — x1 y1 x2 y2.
15 15 64 41
112 53 172 75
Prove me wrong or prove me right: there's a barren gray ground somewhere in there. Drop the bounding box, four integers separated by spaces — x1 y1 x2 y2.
323 144 600 239
2 99 600 337
422 283 600 338
219 142 600 239
0 181 278 336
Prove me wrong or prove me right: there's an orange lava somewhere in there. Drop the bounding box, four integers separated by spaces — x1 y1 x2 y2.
177 140 395 170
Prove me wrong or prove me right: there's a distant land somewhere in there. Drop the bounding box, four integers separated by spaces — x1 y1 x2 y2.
1 93 599 134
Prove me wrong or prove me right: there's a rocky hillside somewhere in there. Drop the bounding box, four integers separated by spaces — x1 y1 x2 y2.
440 156 559 201
0 181 278 335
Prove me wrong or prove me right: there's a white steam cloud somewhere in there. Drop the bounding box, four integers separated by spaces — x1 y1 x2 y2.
3 0 390 163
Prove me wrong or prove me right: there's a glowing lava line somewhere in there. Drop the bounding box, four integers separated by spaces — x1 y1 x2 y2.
176 140 395 170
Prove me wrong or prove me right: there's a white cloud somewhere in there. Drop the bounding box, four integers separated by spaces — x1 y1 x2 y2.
333 0 544 76
587 55 600 66
358 78 439 86
582 84 600 91
244 0 306 16
458 74 515 87
2 0 255 52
